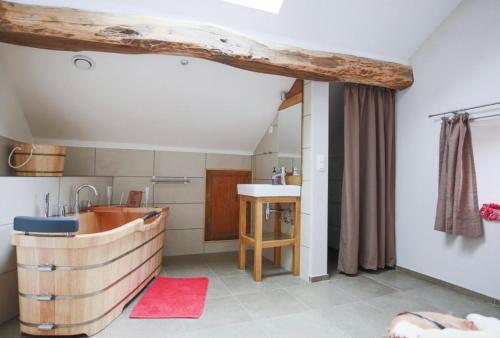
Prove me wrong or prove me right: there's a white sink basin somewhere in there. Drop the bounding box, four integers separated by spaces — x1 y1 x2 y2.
237 184 301 197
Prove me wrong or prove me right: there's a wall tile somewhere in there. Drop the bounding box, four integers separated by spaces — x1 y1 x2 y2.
278 157 293 171
204 240 238 253
59 176 113 208
302 148 312 181
300 181 312 215
300 213 311 248
64 147 95 176
154 151 205 178
280 246 293 271
112 177 153 206
206 154 252 170
255 153 278 180
164 229 204 256
0 177 59 225
300 245 310 281
303 82 312 116
95 148 153 176
154 178 205 204
292 158 302 172
302 115 311 149
0 224 15 274
0 270 19 323
165 203 204 230
254 179 272 184
0 136 12 177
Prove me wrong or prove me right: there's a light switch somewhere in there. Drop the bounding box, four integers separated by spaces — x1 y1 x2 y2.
316 154 325 171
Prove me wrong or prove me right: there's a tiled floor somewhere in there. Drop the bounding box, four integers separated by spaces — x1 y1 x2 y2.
1 251 500 338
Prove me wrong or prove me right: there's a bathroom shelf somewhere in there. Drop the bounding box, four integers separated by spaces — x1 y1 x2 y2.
241 232 295 248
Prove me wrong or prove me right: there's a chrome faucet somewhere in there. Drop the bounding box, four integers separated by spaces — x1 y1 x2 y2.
271 166 287 185
74 184 98 213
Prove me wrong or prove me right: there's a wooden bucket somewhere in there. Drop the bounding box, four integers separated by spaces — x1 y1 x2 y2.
285 175 302 186
10 144 66 176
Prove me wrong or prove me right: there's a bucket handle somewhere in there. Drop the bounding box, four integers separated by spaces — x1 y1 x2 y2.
8 144 37 169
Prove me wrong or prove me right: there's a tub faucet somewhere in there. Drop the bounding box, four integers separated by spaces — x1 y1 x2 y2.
44 193 50 217
74 184 98 214
271 167 287 185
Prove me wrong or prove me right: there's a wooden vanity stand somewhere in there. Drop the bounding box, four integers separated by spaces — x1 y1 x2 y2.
238 195 301 282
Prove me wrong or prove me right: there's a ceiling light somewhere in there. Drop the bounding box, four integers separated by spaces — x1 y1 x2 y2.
180 59 189 66
72 55 94 70
221 0 284 14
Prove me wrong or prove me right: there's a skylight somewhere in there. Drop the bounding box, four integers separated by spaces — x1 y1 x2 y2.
221 0 284 14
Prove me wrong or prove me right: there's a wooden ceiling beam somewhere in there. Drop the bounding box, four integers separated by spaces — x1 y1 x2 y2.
0 1 413 90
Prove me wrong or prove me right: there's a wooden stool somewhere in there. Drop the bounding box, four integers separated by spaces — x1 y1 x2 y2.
238 195 301 282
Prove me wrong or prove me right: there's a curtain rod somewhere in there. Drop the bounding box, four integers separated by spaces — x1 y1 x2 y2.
428 101 500 118
470 112 500 121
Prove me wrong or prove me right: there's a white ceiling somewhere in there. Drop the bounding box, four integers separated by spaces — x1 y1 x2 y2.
1 1 462 153
0 43 293 154
11 0 462 63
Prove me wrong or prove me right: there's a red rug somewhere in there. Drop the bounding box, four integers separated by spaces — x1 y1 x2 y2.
129 277 209 318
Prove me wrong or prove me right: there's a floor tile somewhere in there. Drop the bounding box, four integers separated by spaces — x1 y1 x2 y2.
333 275 398 300
202 251 239 263
258 310 350 338
164 254 207 266
221 274 272 295
183 296 252 332
208 259 245 277
0 318 21 338
236 289 310 320
405 285 500 318
365 290 442 316
187 321 268 338
161 263 215 278
206 277 232 299
97 315 188 338
285 281 358 309
3 252 499 338
363 270 434 291
316 302 393 338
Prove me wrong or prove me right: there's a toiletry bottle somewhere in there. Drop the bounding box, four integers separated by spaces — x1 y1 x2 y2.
272 167 278 185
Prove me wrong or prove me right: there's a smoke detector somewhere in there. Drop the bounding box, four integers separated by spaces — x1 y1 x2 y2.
72 55 94 70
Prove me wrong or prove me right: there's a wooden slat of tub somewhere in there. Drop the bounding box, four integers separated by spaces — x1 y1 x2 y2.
17 231 164 295
19 249 163 326
11 207 170 249
14 212 166 266
20 264 162 336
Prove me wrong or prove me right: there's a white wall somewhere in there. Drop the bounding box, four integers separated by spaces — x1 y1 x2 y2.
396 0 500 299
0 62 31 142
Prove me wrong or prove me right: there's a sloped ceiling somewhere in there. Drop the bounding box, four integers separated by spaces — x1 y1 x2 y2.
0 0 462 153
0 43 293 154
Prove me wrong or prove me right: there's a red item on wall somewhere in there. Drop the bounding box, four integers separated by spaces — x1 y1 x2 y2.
480 203 500 221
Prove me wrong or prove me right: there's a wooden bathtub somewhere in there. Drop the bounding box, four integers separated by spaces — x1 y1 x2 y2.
11 206 169 336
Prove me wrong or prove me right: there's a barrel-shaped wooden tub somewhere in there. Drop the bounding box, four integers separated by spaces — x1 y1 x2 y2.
11 206 169 336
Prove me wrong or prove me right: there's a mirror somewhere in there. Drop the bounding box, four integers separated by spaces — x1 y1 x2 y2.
277 103 302 174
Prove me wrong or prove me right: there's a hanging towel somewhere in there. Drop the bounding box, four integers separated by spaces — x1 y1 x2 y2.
434 113 482 237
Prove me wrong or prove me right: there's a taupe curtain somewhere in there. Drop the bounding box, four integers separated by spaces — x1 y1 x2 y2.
434 113 482 237
338 84 395 275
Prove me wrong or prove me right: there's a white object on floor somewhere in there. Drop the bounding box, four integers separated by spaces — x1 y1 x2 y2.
392 314 500 338
237 184 301 197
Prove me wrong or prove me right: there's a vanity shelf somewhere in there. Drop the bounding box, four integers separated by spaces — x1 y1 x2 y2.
237 194 301 282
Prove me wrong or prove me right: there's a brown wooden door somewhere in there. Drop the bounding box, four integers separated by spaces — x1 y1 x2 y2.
205 169 252 241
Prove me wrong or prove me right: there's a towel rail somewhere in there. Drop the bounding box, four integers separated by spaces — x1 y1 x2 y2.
151 176 190 184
